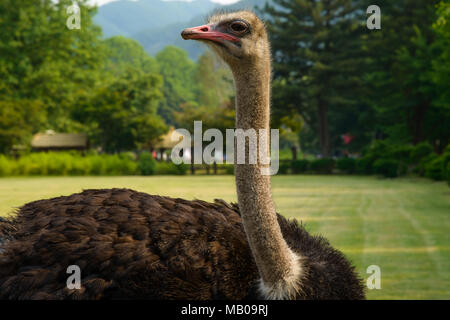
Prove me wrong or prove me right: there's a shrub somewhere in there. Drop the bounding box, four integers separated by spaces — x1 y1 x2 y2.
103 154 137 175
356 156 375 174
224 164 234 175
278 162 290 174
89 155 106 175
441 146 450 178
0 155 14 176
390 145 413 164
291 160 309 174
417 153 438 176
138 152 156 175
337 158 356 174
410 142 433 164
373 159 399 178
155 162 187 175
69 156 90 175
309 158 335 174
425 157 445 181
447 163 450 186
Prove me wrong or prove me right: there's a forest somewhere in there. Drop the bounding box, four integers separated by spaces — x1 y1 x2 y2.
0 0 449 181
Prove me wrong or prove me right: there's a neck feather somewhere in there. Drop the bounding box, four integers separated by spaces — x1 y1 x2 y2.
231 57 302 299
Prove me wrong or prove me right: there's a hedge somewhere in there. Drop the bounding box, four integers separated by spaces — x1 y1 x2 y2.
309 158 335 174
337 158 356 174
291 160 309 174
0 152 187 176
373 159 399 178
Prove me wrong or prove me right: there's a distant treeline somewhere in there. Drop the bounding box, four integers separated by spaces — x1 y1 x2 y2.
0 0 448 163
264 0 449 157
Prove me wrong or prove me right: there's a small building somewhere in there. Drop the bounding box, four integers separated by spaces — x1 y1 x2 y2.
31 131 89 152
153 128 190 162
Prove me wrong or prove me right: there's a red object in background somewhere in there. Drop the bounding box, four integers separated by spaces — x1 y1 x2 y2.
342 133 354 145
152 150 157 159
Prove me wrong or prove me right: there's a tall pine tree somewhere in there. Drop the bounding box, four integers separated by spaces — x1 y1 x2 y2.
264 0 365 156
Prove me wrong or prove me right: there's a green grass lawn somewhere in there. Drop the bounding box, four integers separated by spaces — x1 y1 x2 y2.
0 175 449 299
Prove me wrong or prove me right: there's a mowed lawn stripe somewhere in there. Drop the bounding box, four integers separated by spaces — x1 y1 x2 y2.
0 175 448 299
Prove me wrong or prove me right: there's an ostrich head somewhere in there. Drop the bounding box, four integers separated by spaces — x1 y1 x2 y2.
181 11 269 69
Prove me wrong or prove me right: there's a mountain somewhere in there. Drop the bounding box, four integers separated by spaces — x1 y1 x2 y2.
94 0 218 38
95 0 272 59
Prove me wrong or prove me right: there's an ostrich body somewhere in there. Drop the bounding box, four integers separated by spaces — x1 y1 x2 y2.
0 11 365 300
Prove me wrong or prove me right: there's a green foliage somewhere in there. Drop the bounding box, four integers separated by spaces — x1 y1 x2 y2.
425 157 445 181
103 36 159 76
358 141 414 175
155 46 196 125
138 152 156 176
363 0 446 148
0 0 105 140
173 101 235 135
155 162 188 175
0 152 139 176
224 164 235 175
291 160 309 174
431 2 450 149
423 145 450 181
0 100 42 153
373 159 400 178
309 159 335 174
417 153 438 176
356 156 375 175
0 155 14 176
278 162 290 175
264 0 366 157
410 142 434 163
337 158 357 174
193 52 234 108
74 70 166 153
0 152 192 176
447 163 450 186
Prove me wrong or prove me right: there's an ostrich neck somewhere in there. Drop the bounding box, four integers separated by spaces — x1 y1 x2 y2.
232 60 301 297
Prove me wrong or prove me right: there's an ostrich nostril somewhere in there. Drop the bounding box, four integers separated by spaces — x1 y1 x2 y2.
200 27 209 32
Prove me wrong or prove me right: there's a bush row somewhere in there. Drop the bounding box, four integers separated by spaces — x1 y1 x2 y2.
277 142 450 183
356 141 450 180
0 152 188 176
279 158 336 175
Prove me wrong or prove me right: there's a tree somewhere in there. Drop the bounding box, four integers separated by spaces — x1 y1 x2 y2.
193 51 234 109
103 36 159 76
74 70 166 153
429 1 450 150
0 100 42 153
0 0 104 151
264 0 366 157
363 0 442 148
155 46 196 125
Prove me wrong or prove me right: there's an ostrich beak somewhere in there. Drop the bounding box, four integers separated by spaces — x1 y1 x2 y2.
181 24 240 44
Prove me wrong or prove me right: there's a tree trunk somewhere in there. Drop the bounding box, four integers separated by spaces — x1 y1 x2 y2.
291 146 298 160
317 99 331 157
411 100 429 145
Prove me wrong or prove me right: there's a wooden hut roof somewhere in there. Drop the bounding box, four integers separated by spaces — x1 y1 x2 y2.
31 133 88 149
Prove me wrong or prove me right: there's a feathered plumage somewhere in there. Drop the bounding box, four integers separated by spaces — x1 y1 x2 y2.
0 189 364 299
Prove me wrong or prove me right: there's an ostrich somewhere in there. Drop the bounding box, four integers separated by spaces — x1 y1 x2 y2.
0 11 365 300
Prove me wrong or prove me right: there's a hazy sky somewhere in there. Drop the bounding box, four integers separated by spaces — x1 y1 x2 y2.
89 0 241 6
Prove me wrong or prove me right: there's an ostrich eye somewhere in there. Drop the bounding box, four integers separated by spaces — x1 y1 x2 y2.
229 21 248 34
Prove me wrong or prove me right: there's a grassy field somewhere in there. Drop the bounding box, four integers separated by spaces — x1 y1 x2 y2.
0 175 449 299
